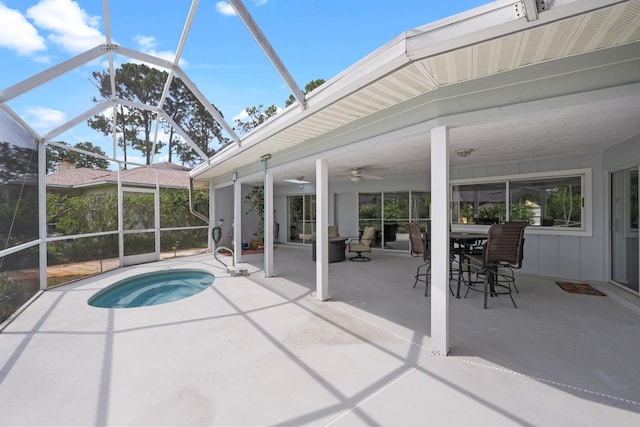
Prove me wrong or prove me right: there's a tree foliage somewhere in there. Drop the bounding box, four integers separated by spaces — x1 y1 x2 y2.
234 78 326 135
0 142 39 247
46 141 109 173
285 78 326 107
234 105 279 135
88 63 230 167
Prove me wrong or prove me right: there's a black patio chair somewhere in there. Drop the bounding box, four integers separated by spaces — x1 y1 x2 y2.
462 222 527 309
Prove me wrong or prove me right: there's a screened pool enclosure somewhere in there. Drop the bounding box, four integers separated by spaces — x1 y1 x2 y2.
1 0 640 334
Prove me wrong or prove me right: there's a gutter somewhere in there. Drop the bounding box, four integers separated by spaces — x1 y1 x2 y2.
189 178 209 224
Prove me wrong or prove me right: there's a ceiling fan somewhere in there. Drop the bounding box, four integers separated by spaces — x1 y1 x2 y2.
336 167 383 183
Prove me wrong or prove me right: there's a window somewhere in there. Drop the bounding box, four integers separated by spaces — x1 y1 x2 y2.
452 182 506 225
510 176 582 227
451 169 590 234
358 191 430 251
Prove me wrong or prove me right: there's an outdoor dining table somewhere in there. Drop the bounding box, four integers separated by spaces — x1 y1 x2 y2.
450 232 488 298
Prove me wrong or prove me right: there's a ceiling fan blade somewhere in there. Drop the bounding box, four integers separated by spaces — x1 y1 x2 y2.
361 174 383 180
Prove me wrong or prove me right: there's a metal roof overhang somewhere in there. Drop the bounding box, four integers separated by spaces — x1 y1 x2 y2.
190 0 640 185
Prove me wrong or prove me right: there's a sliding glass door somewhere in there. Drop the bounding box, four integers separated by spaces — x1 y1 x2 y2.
358 191 430 251
611 167 639 293
287 195 316 244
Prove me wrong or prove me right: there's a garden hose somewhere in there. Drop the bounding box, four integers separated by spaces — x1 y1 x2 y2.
212 227 222 244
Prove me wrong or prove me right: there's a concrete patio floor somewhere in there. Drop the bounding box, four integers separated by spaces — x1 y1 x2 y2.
1 245 639 426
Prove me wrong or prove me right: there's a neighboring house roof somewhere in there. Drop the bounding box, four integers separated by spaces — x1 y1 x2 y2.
46 162 192 190
46 168 114 188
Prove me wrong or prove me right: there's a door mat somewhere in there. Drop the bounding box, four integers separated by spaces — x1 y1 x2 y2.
555 281 606 296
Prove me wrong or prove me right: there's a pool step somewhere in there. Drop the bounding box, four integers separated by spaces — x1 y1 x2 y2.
228 267 249 277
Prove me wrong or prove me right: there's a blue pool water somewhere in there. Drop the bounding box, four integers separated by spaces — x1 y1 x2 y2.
88 269 215 308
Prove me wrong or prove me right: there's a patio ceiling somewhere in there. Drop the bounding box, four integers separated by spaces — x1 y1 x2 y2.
191 0 640 186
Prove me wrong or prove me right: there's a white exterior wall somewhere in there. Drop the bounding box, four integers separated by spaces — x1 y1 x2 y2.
451 152 606 281
240 137 640 283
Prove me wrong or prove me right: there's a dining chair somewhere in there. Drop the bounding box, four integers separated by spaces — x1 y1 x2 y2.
497 221 527 293
407 222 455 297
407 222 429 289
462 221 527 309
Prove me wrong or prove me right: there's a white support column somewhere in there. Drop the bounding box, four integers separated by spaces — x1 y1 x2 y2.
38 140 47 290
316 159 329 301
233 179 243 265
264 170 274 277
430 125 450 356
154 170 160 261
117 165 124 267
209 182 216 252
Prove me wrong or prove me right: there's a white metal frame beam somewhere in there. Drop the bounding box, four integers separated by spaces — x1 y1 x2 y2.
151 0 200 163
228 0 306 109
117 98 210 161
0 46 107 103
173 66 241 145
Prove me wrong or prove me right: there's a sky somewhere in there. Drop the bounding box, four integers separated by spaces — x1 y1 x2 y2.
0 0 490 167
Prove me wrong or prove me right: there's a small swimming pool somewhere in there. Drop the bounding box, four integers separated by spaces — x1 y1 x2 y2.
88 269 215 308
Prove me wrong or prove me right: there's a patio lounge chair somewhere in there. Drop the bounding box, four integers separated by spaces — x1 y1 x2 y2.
347 226 376 261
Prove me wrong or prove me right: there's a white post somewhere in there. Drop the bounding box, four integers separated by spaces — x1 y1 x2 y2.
38 140 47 290
264 170 274 277
154 170 160 261
233 179 242 265
117 165 123 267
316 159 329 300
430 125 450 356
209 183 216 252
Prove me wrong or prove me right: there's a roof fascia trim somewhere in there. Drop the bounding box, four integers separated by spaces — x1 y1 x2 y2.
406 0 631 60
189 38 411 178
191 0 634 180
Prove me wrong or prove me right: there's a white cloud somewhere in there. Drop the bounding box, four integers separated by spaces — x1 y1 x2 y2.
27 0 104 54
215 2 236 16
215 0 268 16
133 34 188 68
23 106 66 132
33 55 52 64
134 35 157 51
0 3 46 55
232 109 249 122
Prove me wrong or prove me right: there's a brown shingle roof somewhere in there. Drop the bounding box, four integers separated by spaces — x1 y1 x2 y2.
46 163 190 189
46 168 115 187
120 167 189 188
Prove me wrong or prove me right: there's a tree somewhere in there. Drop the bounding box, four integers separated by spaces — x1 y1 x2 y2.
46 141 109 173
89 63 166 165
234 104 279 136
244 185 265 239
285 78 325 107
172 87 230 167
90 63 231 167
234 78 326 135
